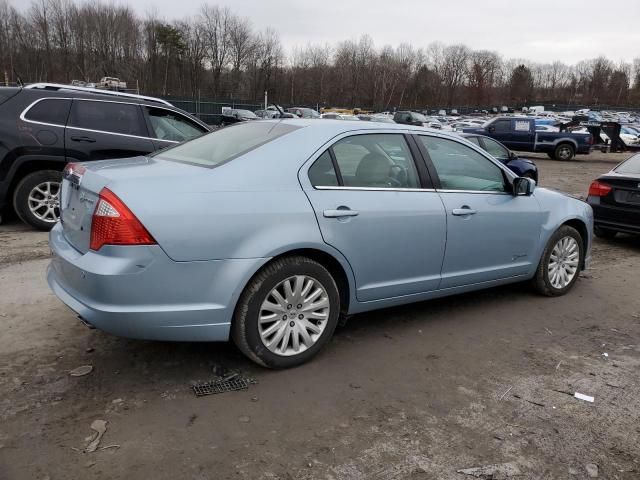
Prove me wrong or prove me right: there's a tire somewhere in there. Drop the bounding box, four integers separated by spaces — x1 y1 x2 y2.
554 143 575 161
594 226 617 239
232 256 341 368
13 170 62 231
533 225 584 297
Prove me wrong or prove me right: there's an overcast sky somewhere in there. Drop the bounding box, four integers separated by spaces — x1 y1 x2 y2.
13 0 640 64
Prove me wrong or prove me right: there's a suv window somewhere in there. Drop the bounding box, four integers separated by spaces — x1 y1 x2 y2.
419 136 506 192
146 107 206 142
492 119 511 133
24 98 71 126
308 151 339 187
481 137 509 160
156 121 300 168
68 100 146 136
330 134 419 189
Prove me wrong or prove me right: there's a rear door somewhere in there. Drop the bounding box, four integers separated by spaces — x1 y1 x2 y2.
510 118 535 151
300 132 447 302
65 99 154 162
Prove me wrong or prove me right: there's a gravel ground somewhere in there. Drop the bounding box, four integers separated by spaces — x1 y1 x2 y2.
1 152 639 480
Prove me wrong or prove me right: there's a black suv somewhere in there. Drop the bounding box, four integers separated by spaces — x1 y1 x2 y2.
0 83 210 229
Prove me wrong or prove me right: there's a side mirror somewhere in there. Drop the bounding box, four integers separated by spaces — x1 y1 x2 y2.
488 126 496 133
513 177 535 196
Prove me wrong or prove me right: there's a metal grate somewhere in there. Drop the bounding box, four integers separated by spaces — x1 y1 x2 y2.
192 373 255 397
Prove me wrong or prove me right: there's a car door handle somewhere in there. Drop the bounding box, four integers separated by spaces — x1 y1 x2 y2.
452 207 477 216
323 208 359 218
70 135 96 143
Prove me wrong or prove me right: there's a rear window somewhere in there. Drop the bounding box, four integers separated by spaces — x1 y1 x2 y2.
156 122 301 168
24 98 71 126
615 155 640 175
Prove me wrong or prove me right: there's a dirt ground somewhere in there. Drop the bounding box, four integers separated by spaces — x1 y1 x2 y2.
1 152 639 480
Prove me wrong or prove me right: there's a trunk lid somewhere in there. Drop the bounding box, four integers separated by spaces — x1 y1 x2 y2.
60 156 203 254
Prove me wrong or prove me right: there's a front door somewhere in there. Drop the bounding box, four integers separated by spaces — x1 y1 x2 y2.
416 134 543 288
301 132 447 302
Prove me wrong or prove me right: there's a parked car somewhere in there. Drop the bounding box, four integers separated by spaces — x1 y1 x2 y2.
0 83 210 229
463 117 592 161
460 134 538 182
357 114 395 123
587 153 640 238
220 109 259 126
48 120 592 368
286 107 320 119
394 111 441 129
99 77 127 90
321 113 360 120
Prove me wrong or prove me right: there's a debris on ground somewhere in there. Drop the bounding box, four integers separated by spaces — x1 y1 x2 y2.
85 420 107 453
192 371 256 397
574 392 595 403
238 416 251 423
498 386 512 400
585 463 599 478
70 365 93 377
457 462 522 478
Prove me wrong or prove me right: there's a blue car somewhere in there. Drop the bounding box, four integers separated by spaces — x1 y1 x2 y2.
48 120 593 368
460 133 539 182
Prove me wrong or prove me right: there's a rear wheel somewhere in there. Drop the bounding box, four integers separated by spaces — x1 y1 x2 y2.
554 143 575 161
533 226 583 296
594 226 617 239
232 256 340 368
13 170 62 230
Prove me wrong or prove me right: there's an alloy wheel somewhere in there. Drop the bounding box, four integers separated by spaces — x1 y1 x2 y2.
548 236 579 289
28 181 60 223
258 275 330 356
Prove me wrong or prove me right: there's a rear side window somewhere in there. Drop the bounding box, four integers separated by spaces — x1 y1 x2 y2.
24 99 71 126
308 151 339 187
615 154 640 174
146 107 206 142
156 121 300 168
466 136 481 146
68 100 146 136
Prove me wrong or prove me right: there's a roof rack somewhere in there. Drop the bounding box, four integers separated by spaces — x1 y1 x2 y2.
24 83 173 107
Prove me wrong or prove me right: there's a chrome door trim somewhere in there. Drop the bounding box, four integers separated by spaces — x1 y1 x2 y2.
314 186 437 192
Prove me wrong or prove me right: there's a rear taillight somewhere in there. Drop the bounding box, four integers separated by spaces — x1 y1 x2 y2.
588 180 612 197
90 188 156 251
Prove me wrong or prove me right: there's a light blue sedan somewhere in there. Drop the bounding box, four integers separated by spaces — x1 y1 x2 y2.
48 120 593 368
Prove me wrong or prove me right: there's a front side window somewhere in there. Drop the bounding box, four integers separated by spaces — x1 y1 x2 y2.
156 121 300 168
419 136 506 192
24 98 71 126
466 136 481 146
146 107 206 142
492 119 511 133
330 134 419 188
68 100 146 136
481 137 509 160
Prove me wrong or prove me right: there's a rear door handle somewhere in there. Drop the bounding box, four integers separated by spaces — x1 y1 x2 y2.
70 136 96 143
452 207 477 216
323 208 359 218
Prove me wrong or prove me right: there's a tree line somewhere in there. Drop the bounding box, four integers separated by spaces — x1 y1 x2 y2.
2 0 640 110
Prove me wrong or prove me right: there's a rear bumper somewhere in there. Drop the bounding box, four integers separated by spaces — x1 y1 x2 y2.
47 223 267 342
588 200 640 234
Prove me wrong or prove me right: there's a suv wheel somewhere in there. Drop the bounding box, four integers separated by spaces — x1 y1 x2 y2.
13 170 62 230
232 256 340 368
533 225 583 296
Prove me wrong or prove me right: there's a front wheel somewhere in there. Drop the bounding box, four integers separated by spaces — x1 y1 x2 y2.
533 226 584 297
13 170 62 230
232 256 341 368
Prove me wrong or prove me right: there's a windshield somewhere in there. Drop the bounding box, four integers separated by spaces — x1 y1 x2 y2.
155 122 300 168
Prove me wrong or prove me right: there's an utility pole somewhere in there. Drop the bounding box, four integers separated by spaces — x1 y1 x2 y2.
264 91 268 110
